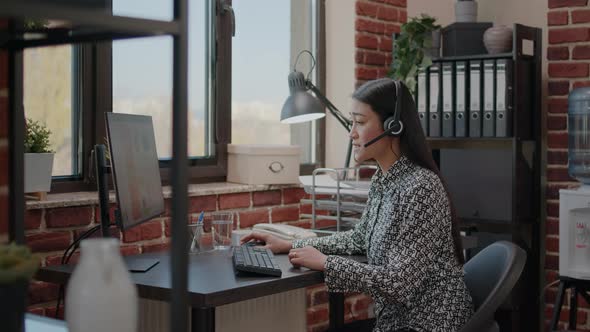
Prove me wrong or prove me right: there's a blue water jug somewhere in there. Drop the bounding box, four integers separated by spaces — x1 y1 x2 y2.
568 87 590 185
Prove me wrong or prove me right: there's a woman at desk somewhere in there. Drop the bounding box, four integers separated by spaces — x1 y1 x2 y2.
242 78 473 332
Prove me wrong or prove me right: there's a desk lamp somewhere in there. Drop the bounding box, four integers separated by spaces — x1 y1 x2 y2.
280 50 353 168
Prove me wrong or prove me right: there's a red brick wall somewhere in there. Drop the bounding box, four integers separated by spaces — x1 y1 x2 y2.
355 0 407 85
0 19 9 238
546 1 589 330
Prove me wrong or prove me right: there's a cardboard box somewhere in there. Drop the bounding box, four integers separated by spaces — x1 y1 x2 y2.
227 144 300 185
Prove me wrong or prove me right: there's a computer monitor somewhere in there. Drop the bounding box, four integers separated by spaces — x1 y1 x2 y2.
105 112 165 230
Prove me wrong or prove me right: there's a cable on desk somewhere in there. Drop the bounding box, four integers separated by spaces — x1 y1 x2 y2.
54 224 102 319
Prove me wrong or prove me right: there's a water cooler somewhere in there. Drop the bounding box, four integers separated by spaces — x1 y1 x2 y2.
559 87 590 280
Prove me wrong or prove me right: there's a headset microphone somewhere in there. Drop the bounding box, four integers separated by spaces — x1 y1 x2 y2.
363 130 392 148
362 80 404 148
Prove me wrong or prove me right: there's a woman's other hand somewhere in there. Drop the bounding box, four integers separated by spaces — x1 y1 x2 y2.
288 246 327 271
239 232 292 254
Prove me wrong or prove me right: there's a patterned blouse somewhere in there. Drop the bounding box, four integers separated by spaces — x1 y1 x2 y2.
293 155 473 332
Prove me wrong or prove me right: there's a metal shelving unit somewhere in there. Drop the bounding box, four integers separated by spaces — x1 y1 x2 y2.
300 166 376 234
425 23 542 332
1 1 190 330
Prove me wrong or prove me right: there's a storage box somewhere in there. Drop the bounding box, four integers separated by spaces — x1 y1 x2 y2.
227 144 300 185
442 22 493 57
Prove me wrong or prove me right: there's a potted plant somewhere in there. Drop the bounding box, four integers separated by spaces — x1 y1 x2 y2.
0 243 41 332
455 0 478 23
24 118 54 196
390 14 441 95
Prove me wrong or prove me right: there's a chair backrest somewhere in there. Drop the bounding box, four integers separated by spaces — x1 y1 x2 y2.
459 241 527 332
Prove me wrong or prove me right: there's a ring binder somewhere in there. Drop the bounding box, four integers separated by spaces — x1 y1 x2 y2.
417 68 429 135
442 62 454 137
482 59 496 137
455 61 468 137
495 59 513 137
469 60 482 137
429 64 441 137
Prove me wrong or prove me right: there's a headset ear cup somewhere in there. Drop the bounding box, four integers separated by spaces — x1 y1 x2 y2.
384 116 402 136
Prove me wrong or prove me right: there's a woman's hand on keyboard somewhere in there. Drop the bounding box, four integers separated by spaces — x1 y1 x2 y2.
240 232 292 254
288 246 327 271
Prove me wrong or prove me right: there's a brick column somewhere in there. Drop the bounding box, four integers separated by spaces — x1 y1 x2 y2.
0 19 9 239
355 0 407 86
546 0 589 330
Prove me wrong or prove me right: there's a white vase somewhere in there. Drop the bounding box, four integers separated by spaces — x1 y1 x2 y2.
483 24 513 54
66 238 138 332
455 1 478 23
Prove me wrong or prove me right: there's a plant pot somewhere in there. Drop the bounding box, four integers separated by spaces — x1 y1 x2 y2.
455 1 478 23
483 24 513 54
24 153 54 193
0 280 28 332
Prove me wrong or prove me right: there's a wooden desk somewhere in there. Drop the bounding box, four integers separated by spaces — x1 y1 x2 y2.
38 249 364 332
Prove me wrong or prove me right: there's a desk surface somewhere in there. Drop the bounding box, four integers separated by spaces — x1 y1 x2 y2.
38 250 364 308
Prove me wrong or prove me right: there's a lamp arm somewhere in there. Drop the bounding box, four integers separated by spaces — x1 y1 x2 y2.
307 82 352 132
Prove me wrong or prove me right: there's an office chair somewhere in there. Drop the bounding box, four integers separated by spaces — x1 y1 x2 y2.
459 241 527 332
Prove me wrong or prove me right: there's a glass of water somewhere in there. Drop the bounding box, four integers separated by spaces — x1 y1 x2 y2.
187 214 213 254
207 212 234 250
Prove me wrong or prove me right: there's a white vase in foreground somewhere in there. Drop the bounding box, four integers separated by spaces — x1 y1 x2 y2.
66 238 138 332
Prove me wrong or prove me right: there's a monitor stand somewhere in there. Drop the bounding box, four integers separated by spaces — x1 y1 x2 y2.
123 256 159 273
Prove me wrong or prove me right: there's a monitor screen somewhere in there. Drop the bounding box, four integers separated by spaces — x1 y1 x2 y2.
106 113 165 230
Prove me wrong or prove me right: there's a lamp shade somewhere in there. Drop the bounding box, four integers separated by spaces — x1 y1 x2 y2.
280 71 325 124
280 92 325 124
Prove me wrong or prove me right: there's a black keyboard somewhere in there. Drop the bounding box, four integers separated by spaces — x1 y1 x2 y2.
232 244 282 277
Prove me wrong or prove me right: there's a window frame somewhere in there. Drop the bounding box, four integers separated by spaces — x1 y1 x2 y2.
46 0 325 193
301 0 326 174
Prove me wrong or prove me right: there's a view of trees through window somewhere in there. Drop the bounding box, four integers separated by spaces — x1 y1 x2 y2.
113 0 208 160
23 46 74 177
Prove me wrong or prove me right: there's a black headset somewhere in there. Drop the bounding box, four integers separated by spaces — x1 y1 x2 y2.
363 79 404 148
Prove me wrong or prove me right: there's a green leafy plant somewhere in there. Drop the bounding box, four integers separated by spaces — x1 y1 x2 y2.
0 243 40 284
25 118 54 153
23 19 48 31
390 14 441 95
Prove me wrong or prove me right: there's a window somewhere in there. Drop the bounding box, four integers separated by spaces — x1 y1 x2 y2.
112 0 210 160
231 0 321 165
23 45 78 177
19 0 324 192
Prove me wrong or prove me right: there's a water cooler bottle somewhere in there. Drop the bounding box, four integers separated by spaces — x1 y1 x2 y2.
559 87 590 279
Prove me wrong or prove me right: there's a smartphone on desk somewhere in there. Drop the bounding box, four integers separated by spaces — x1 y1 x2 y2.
252 223 317 241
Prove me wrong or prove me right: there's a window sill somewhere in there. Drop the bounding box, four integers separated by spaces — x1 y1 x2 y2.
26 182 302 210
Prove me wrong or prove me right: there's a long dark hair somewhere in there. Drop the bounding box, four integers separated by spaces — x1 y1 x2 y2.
352 78 464 264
